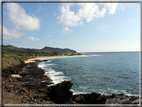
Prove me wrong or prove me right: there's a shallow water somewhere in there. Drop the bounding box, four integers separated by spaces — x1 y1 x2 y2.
38 52 140 96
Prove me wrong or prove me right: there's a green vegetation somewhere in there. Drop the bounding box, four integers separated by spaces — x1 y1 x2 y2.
2 51 34 69
3 45 78 56
2 45 83 69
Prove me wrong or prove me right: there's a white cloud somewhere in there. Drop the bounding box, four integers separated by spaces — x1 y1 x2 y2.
57 3 81 26
77 3 106 22
118 3 124 11
2 26 23 41
62 27 73 33
27 37 39 41
6 3 40 30
102 3 118 14
57 3 120 27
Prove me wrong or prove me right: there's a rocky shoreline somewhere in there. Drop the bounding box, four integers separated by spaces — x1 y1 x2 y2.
2 60 140 105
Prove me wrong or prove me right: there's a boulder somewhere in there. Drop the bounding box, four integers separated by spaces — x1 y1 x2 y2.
73 94 85 103
48 81 73 103
72 93 108 104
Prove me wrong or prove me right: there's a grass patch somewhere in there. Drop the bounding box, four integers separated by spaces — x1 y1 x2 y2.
2 53 34 69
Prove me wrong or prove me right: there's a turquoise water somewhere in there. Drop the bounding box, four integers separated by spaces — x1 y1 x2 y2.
38 52 140 96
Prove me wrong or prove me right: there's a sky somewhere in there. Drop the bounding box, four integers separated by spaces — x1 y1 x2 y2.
2 2 140 52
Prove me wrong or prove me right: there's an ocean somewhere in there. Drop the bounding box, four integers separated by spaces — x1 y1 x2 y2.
38 52 140 96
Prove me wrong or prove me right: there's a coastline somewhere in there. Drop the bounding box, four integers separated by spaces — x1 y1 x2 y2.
2 55 140 104
24 55 86 64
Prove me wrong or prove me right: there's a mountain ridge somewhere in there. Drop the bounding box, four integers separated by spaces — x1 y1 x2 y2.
2 45 78 55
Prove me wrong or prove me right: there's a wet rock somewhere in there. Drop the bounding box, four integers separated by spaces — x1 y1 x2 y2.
48 81 73 103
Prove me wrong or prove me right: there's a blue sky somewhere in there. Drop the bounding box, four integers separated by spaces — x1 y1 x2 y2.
2 2 140 52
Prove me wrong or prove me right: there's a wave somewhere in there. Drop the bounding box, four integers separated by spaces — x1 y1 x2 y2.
37 55 139 96
71 87 138 96
47 60 52 62
38 62 69 84
71 89 89 95
38 63 55 69
38 62 47 69
45 69 69 84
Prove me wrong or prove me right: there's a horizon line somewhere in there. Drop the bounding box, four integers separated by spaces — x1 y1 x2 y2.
79 51 140 53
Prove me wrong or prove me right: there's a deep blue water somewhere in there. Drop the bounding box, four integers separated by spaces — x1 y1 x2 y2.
38 52 140 96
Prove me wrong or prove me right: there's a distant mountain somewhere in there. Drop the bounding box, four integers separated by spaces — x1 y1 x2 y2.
2 45 77 54
42 46 77 54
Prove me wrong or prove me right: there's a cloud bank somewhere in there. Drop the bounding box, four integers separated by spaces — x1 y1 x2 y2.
57 3 119 27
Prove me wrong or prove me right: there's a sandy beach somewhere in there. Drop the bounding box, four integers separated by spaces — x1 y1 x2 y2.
24 55 86 63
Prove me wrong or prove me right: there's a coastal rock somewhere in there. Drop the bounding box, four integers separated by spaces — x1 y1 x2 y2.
105 94 139 104
72 94 85 103
34 59 48 62
42 60 48 62
48 81 73 103
72 93 108 104
42 80 54 84
3 61 140 104
34 59 43 62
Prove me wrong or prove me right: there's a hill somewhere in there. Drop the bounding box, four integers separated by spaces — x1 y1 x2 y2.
42 46 77 54
2 45 79 69
2 45 78 56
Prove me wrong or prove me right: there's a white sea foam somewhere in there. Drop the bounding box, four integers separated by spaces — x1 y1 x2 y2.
38 61 69 85
71 88 138 96
71 89 89 95
47 60 52 62
43 68 68 84
38 63 54 69
38 63 46 68
79 86 88 89
47 64 55 66
95 88 138 96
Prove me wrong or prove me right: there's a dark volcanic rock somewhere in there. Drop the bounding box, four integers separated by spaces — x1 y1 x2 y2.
34 59 48 62
42 60 48 62
3 63 27 82
48 81 73 103
42 80 54 84
105 94 139 104
72 94 85 103
72 93 108 104
34 59 43 62
3 61 140 104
